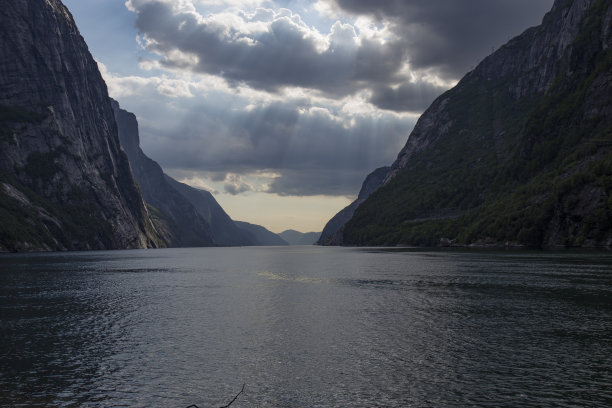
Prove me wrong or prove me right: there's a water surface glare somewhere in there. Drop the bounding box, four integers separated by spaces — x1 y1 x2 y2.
1 246 611 407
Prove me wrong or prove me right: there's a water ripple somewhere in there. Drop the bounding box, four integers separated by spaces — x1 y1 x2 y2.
1 248 611 407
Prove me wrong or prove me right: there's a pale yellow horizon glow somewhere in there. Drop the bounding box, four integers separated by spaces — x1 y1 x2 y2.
213 191 352 234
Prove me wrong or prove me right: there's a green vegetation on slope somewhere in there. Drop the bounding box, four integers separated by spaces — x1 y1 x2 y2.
0 172 124 251
342 2 612 248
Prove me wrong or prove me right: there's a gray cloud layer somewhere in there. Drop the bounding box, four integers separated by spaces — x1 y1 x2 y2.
135 98 412 196
136 2 401 88
130 0 552 112
265 168 370 197
130 0 448 112
331 0 554 78
370 82 448 113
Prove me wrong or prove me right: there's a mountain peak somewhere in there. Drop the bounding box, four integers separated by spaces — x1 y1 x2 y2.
328 0 612 248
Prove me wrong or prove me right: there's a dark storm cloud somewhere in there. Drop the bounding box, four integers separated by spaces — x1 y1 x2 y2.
135 97 413 196
129 0 553 111
370 82 448 113
330 0 554 78
265 169 370 197
132 1 405 96
146 101 410 172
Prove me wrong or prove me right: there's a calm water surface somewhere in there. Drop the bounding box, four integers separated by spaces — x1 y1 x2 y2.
1 246 611 407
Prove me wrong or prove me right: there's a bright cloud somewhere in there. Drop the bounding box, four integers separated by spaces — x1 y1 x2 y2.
125 0 449 108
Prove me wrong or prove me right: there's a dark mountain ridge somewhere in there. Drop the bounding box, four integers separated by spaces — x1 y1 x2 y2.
328 0 612 248
279 230 320 245
0 0 160 251
163 175 257 246
112 100 286 247
235 221 289 246
316 166 389 244
112 100 215 247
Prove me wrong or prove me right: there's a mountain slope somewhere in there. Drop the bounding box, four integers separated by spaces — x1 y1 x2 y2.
317 166 389 244
234 222 289 246
112 100 215 247
336 0 612 248
163 175 256 246
279 230 320 245
0 0 160 251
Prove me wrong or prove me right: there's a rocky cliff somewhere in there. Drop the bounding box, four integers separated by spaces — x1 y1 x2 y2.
0 0 160 251
112 100 215 247
113 100 287 247
332 0 612 248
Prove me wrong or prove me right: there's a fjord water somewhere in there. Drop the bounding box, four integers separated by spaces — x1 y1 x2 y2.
1 247 611 407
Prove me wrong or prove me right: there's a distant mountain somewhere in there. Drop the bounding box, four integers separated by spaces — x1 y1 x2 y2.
163 175 254 246
317 166 389 245
279 230 320 245
112 100 214 247
330 0 612 248
0 0 161 251
235 222 289 246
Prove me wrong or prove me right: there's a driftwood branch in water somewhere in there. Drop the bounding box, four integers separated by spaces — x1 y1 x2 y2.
185 383 246 408
219 383 246 408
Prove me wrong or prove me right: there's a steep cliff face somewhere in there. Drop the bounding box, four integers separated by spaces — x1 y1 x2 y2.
112 101 215 247
113 100 286 247
0 0 160 251
384 0 603 182
335 0 612 248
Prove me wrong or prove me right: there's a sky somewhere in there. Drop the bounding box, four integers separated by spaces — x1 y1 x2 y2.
62 0 554 233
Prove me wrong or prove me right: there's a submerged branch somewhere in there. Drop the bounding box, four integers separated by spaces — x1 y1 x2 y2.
185 383 246 408
219 383 246 408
